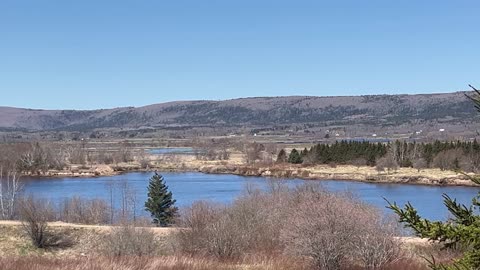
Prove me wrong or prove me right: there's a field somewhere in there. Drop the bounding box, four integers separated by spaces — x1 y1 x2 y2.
0 221 438 270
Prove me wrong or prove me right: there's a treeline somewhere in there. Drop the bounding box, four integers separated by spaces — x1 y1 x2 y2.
280 140 480 172
279 141 387 166
0 141 143 175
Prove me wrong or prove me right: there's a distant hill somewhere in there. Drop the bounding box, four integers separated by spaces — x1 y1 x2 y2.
0 92 477 132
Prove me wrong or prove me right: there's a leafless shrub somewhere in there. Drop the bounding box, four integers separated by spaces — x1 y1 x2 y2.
133 150 152 169
117 180 139 223
68 146 87 165
18 196 57 221
301 151 316 165
175 195 285 260
139 157 151 169
281 185 402 270
20 197 72 249
113 142 134 163
262 143 278 164
376 155 398 173
352 215 403 269
207 149 218 160
281 192 357 269
176 182 401 268
244 142 265 164
175 201 228 257
221 149 230 160
94 151 114 165
59 196 110 224
464 152 480 172
413 158 428 172
0 143 30 171
432 149 462 171
99 225 159 257
16 142 66 174
351 157 368 167
228 192 285 254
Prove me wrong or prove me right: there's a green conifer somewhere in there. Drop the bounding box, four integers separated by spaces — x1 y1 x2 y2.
288 149 303 164
145 172 178 227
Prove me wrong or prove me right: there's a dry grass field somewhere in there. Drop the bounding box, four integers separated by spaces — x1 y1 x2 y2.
0 221 437 270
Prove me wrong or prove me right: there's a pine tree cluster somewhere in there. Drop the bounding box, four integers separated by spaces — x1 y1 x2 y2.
279 140 480 172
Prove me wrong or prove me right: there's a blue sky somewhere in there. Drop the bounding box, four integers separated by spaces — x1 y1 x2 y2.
1 1 479 109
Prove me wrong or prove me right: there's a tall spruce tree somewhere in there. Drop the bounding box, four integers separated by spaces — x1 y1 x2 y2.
145 172 178 227
387 85 480 270
288 149 303 164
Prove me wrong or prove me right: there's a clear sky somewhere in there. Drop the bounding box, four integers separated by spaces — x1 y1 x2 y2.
1 0 479 109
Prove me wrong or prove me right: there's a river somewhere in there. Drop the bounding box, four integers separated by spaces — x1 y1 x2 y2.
21 172 480 221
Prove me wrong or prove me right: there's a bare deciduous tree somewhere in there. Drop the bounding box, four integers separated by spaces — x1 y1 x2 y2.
376 154 398 174
244 142 264 164
413 158 428 172
0 167 22 220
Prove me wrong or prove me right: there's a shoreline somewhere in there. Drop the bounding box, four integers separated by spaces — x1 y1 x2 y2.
21 162 480 187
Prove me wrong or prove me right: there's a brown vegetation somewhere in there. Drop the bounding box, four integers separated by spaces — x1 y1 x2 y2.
19 197 72 249
99 225 160 257
0 256 311 270
176 183 404 269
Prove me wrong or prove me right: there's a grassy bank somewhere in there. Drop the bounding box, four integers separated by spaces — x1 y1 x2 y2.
29 155 477 187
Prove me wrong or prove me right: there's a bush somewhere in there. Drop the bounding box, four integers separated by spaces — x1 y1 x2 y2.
139 158 151 169
176 190 287 259
175 202 234 258
59 197 110 224
352 216 402 269
376 155 398 173
175 183 402 269
100 225 159 257
413 158 428 172
19 197 72 249
432 149 463 171
281 186 401 270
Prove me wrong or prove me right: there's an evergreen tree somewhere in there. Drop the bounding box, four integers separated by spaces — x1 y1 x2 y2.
288 149 303 164
276 149 287 163
300 148 309 157
387 85 480 269
145 172 178 227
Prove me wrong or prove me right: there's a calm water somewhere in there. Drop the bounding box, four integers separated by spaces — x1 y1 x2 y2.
148 148 197 155
22 172 480 220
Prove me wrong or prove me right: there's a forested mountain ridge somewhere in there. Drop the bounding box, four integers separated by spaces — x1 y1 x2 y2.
0 91 476 131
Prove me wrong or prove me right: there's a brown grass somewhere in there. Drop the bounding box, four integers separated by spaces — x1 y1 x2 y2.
0 256 309 270
0 255 430 270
